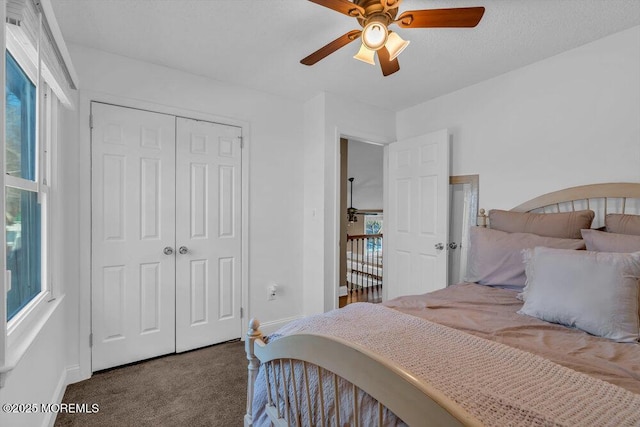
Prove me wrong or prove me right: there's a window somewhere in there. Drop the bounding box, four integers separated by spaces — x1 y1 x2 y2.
364 215 383 253
5 51 44 321
1 0 74 383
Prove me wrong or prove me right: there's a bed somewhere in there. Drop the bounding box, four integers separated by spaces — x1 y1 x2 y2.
244 182 640 426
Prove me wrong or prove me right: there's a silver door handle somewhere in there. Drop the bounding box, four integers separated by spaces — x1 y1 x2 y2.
163 247 174 255
179 246 188 255
435 243 444 251
448 242 458 250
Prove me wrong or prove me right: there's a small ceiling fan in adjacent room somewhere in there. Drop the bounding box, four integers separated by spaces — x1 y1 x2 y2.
300 0 485 76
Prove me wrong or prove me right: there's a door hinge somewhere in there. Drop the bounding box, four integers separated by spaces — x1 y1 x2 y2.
239 136 244 149
240 307 244 318
89 333 93 347
89 114 93 129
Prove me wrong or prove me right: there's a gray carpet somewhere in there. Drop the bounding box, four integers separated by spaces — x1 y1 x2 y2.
55 340 247 426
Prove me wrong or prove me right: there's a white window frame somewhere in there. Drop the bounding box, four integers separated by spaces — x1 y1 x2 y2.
0 21 60 387
363 214 383 234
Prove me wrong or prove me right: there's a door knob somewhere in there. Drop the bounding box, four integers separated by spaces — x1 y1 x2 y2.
163 246 174 255
434 243 444 250
448 242 458 250
179 246 189 255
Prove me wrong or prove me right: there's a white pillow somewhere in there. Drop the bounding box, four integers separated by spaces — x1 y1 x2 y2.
519 247 640 343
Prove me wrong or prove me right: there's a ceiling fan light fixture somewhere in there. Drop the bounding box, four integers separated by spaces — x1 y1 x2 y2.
385 32 410 61
361 20 388 50
353 43 376 65
300 1 487 77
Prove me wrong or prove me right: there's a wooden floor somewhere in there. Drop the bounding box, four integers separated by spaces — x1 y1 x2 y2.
339 287 383 308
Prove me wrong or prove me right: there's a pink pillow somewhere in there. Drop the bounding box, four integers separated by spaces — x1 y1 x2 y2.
466 227 585 287
488 209 594 239
581 229 640 252
606 214 640 236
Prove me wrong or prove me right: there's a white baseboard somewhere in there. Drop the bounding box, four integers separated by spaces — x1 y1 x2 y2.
64 364 83 385
339 286 348 297
43 367 68 427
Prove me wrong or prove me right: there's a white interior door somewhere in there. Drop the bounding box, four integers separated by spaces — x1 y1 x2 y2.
175 117 242 352
385 129 449 299
91 102 177 371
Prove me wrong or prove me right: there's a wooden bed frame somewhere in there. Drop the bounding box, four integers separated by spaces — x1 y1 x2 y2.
244 182 640 427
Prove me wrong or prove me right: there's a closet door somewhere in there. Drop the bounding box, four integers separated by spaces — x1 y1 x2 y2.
175 117 242 352
91 102 177 371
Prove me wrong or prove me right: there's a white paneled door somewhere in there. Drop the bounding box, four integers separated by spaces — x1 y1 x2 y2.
91 103 242 371
385 129 449 300
175 117 242 352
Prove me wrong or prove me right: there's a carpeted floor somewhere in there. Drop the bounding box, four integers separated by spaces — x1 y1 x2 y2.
55 340 247 427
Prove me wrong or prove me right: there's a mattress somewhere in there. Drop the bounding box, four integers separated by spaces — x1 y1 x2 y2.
384 282 640 394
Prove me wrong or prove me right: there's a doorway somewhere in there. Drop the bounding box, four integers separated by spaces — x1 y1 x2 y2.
339 138 384 307
90 102 243 371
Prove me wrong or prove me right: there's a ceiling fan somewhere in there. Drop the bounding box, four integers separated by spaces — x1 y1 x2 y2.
300 0 485 76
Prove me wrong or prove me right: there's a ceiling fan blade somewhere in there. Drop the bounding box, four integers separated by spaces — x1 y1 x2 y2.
377 46 400 76
308 0 365 18
396 7 485 28
300 30 362 66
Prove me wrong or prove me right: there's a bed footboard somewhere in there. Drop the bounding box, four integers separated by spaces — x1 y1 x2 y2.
244 318 476 427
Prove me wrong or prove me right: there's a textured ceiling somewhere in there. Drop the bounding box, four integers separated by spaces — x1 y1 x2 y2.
51 0 640 111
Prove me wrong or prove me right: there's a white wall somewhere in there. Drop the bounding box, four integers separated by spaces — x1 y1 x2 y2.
63 44 306 379
302 94 327 316
397 26 640 211
347 140 384 210
302 93 395 314
0 300 68 427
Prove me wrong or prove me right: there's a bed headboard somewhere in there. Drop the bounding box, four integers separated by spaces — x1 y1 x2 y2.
478 182 640 229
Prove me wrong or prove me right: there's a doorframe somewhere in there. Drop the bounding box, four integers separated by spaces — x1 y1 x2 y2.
331 126 393 311
76 91 250 382
337 137 386 307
